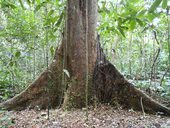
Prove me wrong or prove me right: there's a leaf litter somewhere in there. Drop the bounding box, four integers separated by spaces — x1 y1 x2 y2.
0 104 170 128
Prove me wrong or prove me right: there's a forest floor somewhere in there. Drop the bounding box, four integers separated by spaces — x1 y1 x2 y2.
1 104 170 128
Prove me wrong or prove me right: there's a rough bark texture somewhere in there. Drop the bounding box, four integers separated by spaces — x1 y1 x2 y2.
1 0 170 116
62 0 97 108
93 61 170 115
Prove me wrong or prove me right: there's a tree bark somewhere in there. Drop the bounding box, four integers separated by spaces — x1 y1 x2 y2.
93 59 170 115
1 0 170 116
62 0 97 108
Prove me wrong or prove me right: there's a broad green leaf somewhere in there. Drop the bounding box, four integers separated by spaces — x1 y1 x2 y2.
15 51 21 58
63 69 70 78
8 61 14 67
162 0 167 9
35 4 42 12
137 9 146 18
47 9 54 17
136 18 144 26
146 13 156 21
129 20 136 30
149 0 162 12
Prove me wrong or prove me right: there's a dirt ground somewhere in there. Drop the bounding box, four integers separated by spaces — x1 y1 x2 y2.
1 104 170 128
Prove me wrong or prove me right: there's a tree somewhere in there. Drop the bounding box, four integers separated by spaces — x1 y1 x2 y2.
1 0 170 115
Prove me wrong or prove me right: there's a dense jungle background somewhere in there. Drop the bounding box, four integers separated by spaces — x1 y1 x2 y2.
0 0 170 127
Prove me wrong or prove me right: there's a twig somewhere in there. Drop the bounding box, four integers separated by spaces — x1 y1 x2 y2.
160 67 169 86
150 31 161 80
140 97 145 117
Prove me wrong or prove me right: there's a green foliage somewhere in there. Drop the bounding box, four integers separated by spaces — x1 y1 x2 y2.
0 1 16 9
0 0 65 101
162 0 168 9
18 0 25 9
0 0 169 101
98 0 170 97
149 0 162 12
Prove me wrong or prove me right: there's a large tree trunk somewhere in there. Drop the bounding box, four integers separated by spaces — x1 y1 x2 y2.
61 0 97 108
1 0 170 116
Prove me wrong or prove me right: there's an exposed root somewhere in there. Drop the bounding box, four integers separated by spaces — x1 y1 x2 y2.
1 38 170 116
0 43 64 110
93 62 170 116
0 70 61 110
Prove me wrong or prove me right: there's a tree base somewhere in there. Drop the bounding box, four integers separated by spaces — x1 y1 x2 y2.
1 59 170 116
